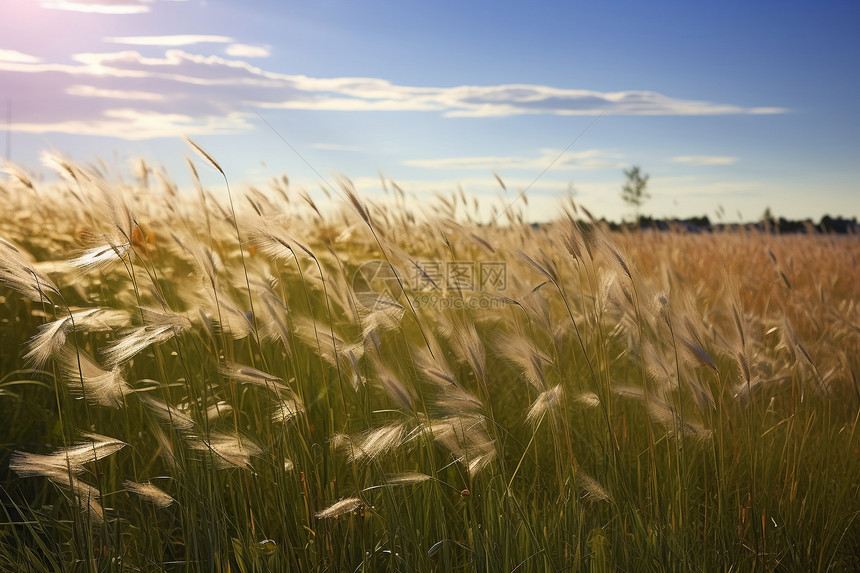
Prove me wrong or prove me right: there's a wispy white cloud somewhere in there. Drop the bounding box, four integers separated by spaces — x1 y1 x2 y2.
260 81 788 117
0 42 789 140
404 149 621 170
39 0 155 14
39 0 190 14
11 109 253 140
0 49 43 64
67 84 166 100
105 35 234 46
742 107 785 115
311 143 365 152
672 155 738 166
225 44 270 58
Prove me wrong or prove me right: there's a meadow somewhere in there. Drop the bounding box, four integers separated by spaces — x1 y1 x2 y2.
0 146 858 572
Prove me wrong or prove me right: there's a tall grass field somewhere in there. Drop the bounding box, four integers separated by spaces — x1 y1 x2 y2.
0 147 858 572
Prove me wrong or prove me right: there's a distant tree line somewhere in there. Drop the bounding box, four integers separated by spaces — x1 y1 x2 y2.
614 167 856 234
604 214 858 234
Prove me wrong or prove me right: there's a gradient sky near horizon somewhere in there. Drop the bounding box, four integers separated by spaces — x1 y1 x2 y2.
1 0 858 222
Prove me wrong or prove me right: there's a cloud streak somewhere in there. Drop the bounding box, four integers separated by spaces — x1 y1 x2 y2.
10 109 253 140
1 42 789 140
672 155 738 166
105 35 233 46
67 84 166 101
404 149 621 170
0 50 43 64
260 80 786 117
38 0 185 15
225 44 271 58
311 143 366 152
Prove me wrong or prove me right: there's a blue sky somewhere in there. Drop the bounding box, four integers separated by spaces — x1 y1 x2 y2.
1 0 857 221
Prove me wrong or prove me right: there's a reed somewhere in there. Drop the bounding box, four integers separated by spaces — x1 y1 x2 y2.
0 154 857 572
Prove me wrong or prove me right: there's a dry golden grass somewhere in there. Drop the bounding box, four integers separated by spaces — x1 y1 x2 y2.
0 153 857 571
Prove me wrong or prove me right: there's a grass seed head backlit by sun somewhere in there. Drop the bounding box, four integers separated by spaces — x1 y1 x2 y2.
0 149 857 572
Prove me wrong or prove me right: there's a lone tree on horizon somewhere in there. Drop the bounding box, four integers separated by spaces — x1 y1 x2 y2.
621 165 650 225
